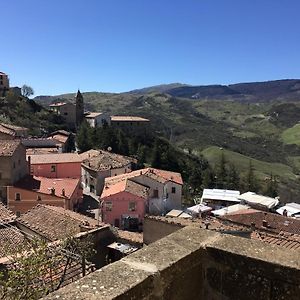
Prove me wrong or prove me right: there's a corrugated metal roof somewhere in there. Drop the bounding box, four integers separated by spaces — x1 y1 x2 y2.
276 203 300 217
238 192 279 209
187 204 212 214
212 204 250 216
201 189 240 203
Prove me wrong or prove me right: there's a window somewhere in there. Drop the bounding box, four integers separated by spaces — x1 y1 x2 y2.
16 211 21 217
64 112 68 116
51 165 56 172
171 187 176 194
105 201 113 211
153 189 159 198
18 159 21 165
13 162 16 169
0 172 2 179
15 193 21 201
37 195 42 201
129 201 136 211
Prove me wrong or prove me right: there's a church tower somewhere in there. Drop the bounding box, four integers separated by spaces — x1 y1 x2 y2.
75 89 84 127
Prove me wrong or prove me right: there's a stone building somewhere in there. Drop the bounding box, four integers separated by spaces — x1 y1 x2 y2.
49 102 77 128
0 140 29 203
80 149 136 197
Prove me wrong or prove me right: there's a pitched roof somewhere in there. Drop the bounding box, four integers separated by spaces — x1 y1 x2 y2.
48 134 69 144
0 123 28 131
0 227 28 258
201 189 240 202
0 202 15 223
276 203 300 217
238 192 279 209
14 176 80 199
221 209 300 235
26 148 60 155
101 179 149 199
79 149 101 161
111 116 149 122
105 168 183 186
48 130 71 137
49 102 68 107
82 150 136 172
0 124 15 136
22 138 60 148
17 204 102 241
0 140 21 156
251 231 300 251
29 153 82 164
85 112 104 118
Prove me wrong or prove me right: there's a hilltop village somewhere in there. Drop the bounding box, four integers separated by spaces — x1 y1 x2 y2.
0 71 300 299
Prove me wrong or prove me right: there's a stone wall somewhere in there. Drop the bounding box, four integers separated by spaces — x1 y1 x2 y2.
44 226 300 300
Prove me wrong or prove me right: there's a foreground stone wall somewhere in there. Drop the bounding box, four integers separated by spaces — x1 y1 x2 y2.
45 226 300 300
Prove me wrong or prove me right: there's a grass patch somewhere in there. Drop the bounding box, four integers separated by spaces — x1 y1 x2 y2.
281 124 300 146
201 146 297 181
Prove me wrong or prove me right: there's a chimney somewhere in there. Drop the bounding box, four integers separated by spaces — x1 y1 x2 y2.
250 222 256 230
262 220 268 227
51 187 55 195
62 188 65 196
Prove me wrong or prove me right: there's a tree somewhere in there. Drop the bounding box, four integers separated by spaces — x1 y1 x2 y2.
21 85 34 98
227 163 240 190
151 138 161 168
215 151 227 189
0 234 95 300
76 121 93 152
243 160 260 192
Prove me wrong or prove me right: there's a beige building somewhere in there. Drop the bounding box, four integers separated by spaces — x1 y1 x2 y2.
0 140 29 202
110 116 150 134
0 72 9 97
49 102 76 127
85 112 111 127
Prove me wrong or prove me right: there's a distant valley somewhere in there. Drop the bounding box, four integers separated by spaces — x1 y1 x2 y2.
35 79 300 201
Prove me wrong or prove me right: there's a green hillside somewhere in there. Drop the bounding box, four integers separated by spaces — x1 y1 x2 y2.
202 146 297 181
281 124 300 146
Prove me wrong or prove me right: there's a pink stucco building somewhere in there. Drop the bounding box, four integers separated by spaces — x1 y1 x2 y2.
100 179 149 230
28 153 82 179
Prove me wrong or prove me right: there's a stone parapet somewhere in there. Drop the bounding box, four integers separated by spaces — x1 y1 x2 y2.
44 226 300 300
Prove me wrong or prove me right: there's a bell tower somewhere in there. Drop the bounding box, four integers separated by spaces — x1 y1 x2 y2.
75 89 84 127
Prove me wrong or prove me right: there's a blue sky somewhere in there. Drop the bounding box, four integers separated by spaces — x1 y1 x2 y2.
2 0 300 95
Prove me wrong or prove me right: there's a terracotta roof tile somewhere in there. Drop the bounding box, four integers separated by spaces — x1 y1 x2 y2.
17 204 103 241
0 227 27 258
14 176 80 199
221 209 300 235
105 168 183 186
0 202 15 223
251 231 300 251
82 150 136 172
0 140 20 156
29 153 82 164
101 179 149 199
